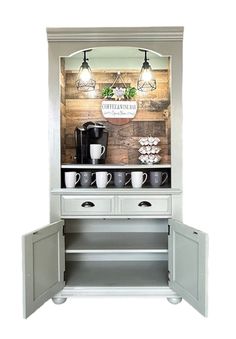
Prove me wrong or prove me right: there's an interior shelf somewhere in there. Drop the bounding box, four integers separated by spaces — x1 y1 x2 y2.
61 164 171 169
52 187 181 194
65 232 168 253
66 260 168 287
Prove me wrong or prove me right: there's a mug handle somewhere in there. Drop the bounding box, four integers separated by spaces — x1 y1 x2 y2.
91 172 96 186
100 145 106 157
161 172 168 185
75 173 81 185
142 172 148 185
107 173 112 185
125 173 131 185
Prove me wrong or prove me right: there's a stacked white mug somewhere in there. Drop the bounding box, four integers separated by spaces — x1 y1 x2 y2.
90 144 106 164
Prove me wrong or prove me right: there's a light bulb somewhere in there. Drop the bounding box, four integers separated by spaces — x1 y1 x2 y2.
141 69 152 82
80 68 91 82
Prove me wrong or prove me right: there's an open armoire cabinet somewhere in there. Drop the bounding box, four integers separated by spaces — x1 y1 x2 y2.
22 27 208 318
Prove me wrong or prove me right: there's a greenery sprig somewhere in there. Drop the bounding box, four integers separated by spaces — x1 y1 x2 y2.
102 86 114 99
102 86 136 100
124 86 137 100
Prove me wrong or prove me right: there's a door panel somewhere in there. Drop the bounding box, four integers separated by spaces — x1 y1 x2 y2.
22 220 65 318
168 219 208 316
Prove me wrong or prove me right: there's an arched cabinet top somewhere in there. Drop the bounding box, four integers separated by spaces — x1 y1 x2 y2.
47 27 184 59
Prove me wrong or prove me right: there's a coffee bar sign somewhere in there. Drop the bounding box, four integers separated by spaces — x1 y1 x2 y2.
101 101 137 119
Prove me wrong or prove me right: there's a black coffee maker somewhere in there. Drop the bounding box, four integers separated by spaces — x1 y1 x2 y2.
74 122 108 164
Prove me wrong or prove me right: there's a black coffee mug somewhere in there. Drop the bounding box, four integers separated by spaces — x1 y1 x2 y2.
80 172 95 188
114 172 131 188
150 171 168 188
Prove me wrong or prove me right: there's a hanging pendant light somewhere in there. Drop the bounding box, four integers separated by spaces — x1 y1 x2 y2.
75 49 96 91
137 49 156 92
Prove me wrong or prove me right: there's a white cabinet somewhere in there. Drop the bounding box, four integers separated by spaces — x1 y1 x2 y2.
22 27 208 318
22 217 208 318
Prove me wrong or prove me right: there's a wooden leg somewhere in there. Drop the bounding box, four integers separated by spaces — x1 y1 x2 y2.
167 297 182 305
52 297 67 305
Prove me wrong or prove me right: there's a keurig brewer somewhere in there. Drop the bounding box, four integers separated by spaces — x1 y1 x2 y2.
74 122 108 164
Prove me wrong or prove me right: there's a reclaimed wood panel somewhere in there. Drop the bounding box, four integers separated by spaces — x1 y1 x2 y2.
60 59 66 161
64 149 74 163
60 103 66 116
65 71 169 101
66 111 103 122
66 99 103 113
133 121 166 137
66 99 169 122
66 98 170 113
64 120 170 164
138 100 169 112
61 69 171 164
65 128 169 148
133 112 166 121
63 148 170 165
106 146 129 164
66 109 166 123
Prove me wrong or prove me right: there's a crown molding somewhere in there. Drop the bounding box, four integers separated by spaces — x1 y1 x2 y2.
47 27 184 42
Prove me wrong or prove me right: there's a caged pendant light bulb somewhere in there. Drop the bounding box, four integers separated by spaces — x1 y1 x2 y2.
137 49 156 92
75 49 96 92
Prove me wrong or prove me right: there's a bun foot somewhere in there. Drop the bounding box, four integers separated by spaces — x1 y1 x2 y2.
52 297 67 305
167 297 182 305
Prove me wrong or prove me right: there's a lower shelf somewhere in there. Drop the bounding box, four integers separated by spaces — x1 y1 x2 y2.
65 232 168 253
66 260 168 287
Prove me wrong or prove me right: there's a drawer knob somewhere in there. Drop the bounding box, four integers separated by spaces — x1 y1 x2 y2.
138 201 152 207
81 201 95 208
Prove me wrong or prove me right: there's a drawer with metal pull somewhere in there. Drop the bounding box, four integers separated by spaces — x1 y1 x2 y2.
117 195 172 216
61 195 115 216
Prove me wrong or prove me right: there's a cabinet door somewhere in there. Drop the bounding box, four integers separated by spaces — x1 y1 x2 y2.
168 219 208 316
22 220 65 318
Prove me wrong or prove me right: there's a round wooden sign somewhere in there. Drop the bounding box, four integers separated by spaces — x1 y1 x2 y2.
101 100 137 125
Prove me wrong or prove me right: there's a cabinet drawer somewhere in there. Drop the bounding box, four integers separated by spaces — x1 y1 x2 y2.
118 195 172 216
61 195 115 216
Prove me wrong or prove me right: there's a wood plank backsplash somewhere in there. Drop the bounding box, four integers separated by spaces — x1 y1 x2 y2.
60 59 66 162
61 69 171 164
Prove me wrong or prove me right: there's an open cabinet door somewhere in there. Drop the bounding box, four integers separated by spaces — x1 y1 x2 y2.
22 220 65 318
168 219 208 316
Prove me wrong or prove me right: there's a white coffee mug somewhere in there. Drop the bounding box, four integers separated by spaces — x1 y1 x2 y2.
90 144 106 160
131 171 147 188
94 171 112 188
65 171 80 188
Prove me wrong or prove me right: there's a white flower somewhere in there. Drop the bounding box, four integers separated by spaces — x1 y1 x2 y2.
114 87 125 98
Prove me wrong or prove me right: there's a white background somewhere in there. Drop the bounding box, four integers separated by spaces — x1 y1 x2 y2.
0 0 236 337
